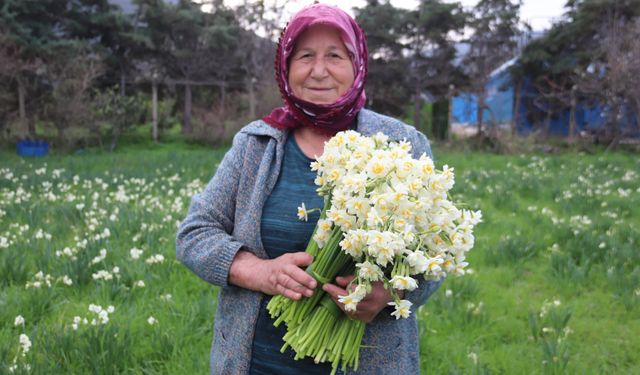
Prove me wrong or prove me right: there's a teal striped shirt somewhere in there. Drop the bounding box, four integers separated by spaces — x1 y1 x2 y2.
250 133 330 374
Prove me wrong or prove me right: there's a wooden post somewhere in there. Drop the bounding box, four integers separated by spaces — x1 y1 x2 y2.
414 83 422 132
248 76 256 120
17 76 27 138
569 86 577 144
448 85 454 141
152 74 158 143
477 93 485 137
183 83 192 135
512 80 523 136
120 69 126 97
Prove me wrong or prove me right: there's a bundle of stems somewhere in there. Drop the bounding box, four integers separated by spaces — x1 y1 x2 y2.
267 199 365 373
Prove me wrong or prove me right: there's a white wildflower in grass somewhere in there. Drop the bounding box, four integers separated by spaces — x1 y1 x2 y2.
14 315 25 326
145 254 165 264
56 246 78 259
133 280 146 288
160 294 173 301
19 334 32 355
147 316 158 325
297 203 308 221
91 248 107 264
92 270 113 281
0 235 10 249
130 247 144 259
60 275 73 286
26 271 53 288
82 304 115 326
71 316 83 330
34 229 52 240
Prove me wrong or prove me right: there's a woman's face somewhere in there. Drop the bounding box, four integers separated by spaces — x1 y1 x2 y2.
288 25 355 105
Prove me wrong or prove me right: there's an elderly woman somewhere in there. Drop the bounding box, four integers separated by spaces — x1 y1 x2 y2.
176 3 442 374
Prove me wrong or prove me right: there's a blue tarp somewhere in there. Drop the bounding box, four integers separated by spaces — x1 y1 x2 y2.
452 65 638 136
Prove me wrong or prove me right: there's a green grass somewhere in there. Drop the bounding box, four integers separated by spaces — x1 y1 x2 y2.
1 141 639 374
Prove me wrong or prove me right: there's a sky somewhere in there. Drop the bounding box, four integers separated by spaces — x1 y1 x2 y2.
216 0 568 32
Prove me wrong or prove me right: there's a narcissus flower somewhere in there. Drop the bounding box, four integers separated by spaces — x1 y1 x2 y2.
388 300 413 319
297 203 308 221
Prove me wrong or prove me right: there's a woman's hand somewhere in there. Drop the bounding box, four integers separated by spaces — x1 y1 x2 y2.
229 250 317 300
323 275 395 323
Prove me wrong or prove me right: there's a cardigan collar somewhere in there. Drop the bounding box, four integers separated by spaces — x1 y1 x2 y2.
242 109 409 144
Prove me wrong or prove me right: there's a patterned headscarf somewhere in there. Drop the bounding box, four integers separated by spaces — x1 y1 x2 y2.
262 3 368 135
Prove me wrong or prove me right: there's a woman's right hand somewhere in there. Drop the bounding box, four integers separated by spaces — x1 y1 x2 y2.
229 250 317 300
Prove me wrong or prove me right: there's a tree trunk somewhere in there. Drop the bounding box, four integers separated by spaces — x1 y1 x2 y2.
152 80 158 143
487 107 497 139
511 80 523 136
55 123 65 148
569 89 577 144
476 94 485 136
544 109 552 139
636 100 640 131
17 76 28 138
182 83 192 135
447 93 453 142
247 78 256 120
28 116 36 139
110 129 120 152
414 83 421 132
219 84 226 117
120 69 126 97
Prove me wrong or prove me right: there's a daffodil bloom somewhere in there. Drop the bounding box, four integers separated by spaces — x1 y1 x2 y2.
388 300 413 319
390 276 418 291
19 334 32 354
356 261 384 281
297 203 309 221
338 293 360 312
14 315 25 326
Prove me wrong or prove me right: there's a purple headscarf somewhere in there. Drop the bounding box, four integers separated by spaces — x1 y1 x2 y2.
263 3 368 135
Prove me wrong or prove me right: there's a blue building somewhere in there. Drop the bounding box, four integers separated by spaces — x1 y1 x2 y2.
451 58 637 137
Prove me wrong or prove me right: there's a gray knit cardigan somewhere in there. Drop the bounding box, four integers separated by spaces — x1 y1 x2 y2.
176 109 443 375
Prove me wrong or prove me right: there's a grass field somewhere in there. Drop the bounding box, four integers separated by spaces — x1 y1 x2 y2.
1 143 638 374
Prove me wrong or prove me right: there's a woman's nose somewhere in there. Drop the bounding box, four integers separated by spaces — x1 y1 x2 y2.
310 57 329 79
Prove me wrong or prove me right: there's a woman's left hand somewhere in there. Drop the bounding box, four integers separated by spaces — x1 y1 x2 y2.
323 275 392 323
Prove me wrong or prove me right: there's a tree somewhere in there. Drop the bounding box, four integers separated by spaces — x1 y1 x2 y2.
463 0 523 137
93 86 146 151
0 0 72 138
406 0 466 135
233 1 281 120
355 0 412 117
140 0 241 134
43 46 104 146
519 0 640 144
0 31 40 138
65 0 151 97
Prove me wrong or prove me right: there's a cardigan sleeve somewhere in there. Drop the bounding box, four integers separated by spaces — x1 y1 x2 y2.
175 131 248 288
403 129 445 308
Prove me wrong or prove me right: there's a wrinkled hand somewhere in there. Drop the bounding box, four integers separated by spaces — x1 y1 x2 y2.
322 275 392 323
229 250 317 301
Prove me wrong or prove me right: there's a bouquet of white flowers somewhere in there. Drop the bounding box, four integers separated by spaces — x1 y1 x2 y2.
268 130 481 374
